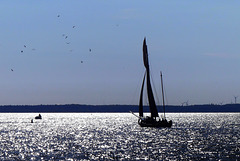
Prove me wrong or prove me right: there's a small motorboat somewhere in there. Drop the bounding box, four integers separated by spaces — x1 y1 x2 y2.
35 114 42 119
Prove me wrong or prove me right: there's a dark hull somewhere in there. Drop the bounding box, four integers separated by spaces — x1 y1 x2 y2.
138 118 172 128
35 116 42 119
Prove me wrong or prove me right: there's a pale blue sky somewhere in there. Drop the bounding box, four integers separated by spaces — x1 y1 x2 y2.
0 1 240 105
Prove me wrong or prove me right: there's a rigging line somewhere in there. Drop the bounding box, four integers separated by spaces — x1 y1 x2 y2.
131 68 145 105
151 73 161 106
144 88 148 106
142 75 147 107
149 62 161 106
164 85 169 106
144 91 150 116
141 71 148 107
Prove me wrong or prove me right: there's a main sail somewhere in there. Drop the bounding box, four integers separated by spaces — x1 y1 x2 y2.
142 38 159 118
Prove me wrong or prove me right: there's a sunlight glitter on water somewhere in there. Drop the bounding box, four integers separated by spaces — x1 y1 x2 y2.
0 113 239 160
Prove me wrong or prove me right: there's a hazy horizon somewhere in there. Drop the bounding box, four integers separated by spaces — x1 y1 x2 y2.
1 1 240 106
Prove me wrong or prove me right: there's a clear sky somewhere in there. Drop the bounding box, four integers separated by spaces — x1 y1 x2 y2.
0 1 240 105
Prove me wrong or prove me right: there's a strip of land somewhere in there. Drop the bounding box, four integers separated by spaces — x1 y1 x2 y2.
0 104 239 113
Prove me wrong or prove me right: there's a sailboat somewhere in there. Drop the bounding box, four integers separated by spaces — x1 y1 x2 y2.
138 38 172 128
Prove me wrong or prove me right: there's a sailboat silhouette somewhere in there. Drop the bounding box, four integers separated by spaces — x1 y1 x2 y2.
138 38 172 127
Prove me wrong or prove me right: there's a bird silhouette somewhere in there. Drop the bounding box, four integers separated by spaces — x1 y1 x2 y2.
11 69 13 71
89 49 91 52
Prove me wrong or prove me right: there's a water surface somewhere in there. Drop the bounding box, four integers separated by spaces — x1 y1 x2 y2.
0 113 239 160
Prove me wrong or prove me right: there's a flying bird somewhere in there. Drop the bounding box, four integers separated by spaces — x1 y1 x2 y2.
57 15 60 17
89 48 91 52
72 26 75 28
65 36 68 39
21 50 23 53
11 69 13 72
81 61 83 63
24 45 26 48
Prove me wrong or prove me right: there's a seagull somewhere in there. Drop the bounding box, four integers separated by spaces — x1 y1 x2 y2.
11 69 13 71
81 61 83 63
89 48 91 52
72 26 75 28
24 45 26 48
21 50 23 53
57 15 60 17
66 42 70 44
65 36 68 39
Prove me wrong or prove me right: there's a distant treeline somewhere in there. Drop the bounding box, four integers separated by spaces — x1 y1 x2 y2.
0 104 239 113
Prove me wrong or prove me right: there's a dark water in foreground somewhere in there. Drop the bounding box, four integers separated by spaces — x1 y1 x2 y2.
0 113 239 160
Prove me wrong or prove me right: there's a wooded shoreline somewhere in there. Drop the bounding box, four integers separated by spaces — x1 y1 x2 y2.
0 104 239 113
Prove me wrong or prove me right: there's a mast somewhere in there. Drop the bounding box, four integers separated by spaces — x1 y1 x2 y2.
160 71 166 120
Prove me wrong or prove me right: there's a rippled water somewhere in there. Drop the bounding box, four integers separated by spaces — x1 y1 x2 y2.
0 113 239 160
